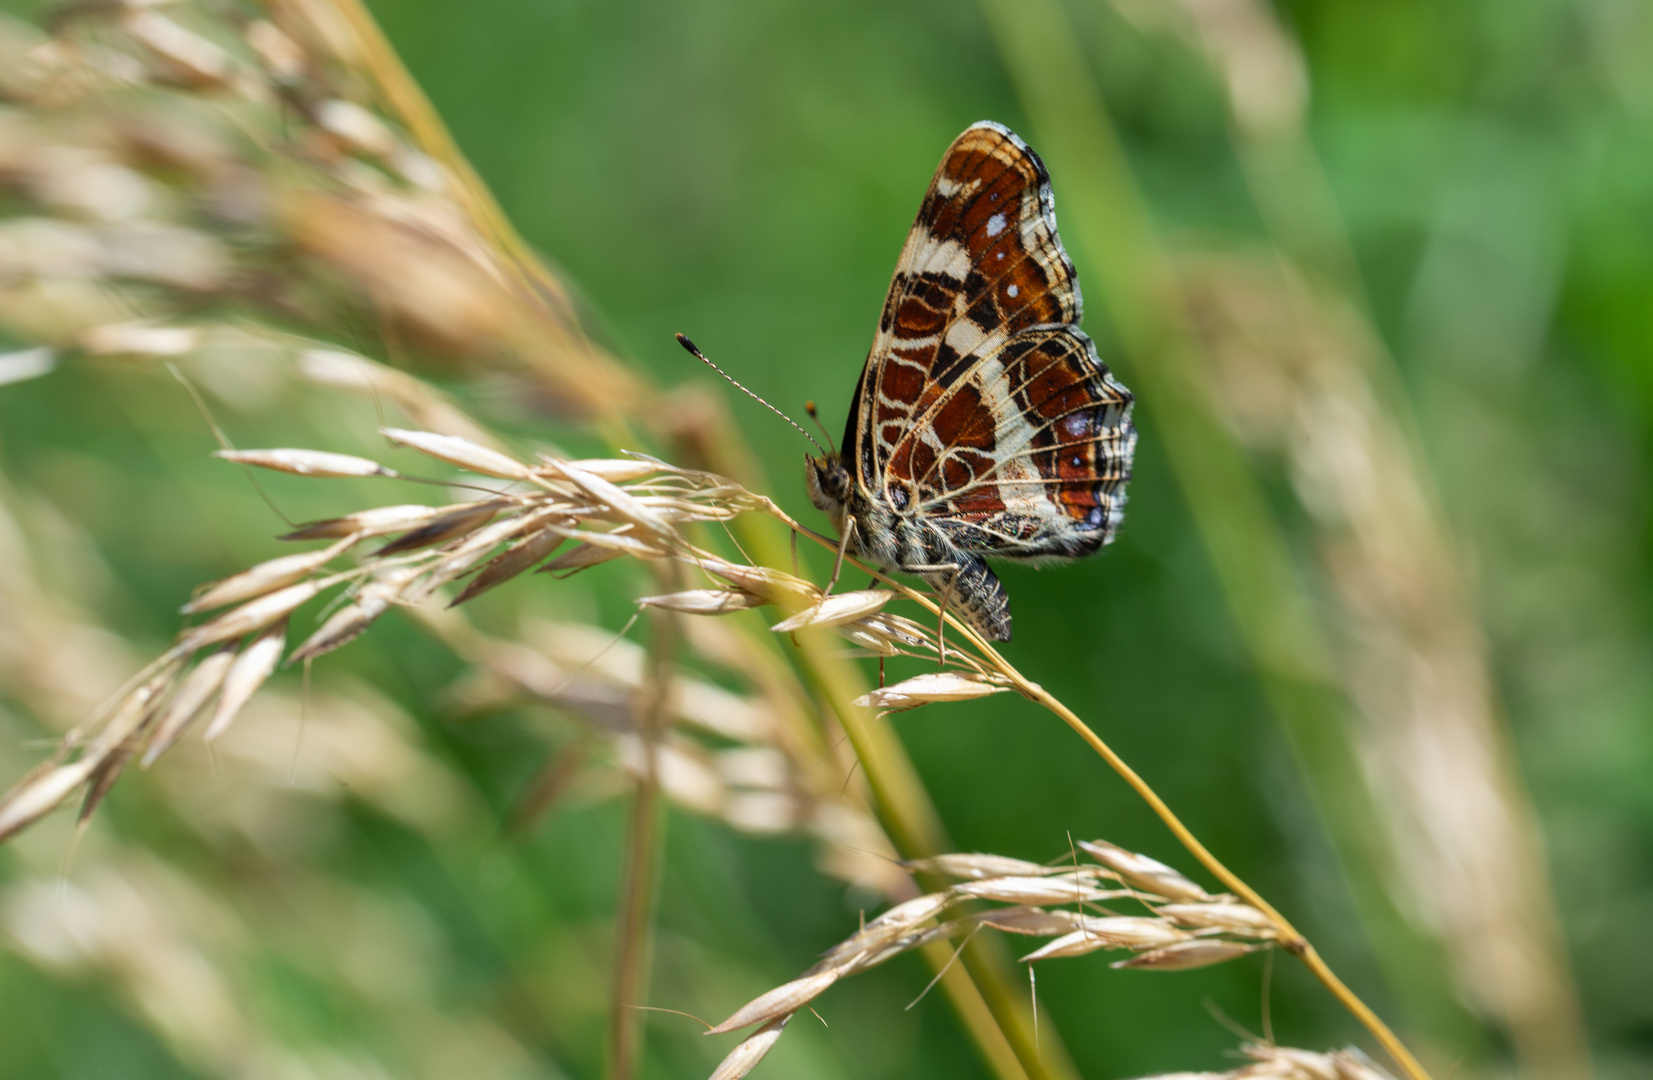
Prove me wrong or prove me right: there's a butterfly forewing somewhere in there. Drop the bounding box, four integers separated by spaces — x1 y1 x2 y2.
853 122 1082 486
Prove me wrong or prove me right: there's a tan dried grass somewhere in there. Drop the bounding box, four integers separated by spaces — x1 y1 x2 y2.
0 419 1422 1078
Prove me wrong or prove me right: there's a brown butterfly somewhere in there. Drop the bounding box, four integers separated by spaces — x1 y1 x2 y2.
681 122 1135 642
796 121 1136 642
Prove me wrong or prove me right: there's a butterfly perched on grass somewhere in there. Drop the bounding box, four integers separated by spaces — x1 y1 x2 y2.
682 122 1135 642
802 121 1136 641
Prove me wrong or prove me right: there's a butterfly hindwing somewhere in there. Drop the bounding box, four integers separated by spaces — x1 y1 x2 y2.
897 325 1134 558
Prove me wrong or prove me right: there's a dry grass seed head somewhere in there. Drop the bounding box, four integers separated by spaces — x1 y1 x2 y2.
855 672 1007 710
704 970 838 1035
379 426 533 480
637 589 766 615
279 504 445 541
181 536 356 614
952 875 1116 906
142 644 237 765
902 853 1053 880
212 447 393 478
1080 838 1214 902
769 589 891 633
1019 916 1190 962
1111 939 1261 971
1157 902 1275 937
703 840 1265 1072
973 906 1087 936
203 619 287 741
450 527 565 606
177 580 324 652
708 1016 791 1080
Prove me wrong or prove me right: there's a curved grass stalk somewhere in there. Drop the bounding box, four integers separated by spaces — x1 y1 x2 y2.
762 504 1433 1080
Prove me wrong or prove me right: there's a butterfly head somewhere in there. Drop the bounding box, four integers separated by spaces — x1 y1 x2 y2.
805 452 854 519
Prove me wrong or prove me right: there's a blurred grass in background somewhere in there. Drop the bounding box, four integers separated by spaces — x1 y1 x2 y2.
0 0 1648 1078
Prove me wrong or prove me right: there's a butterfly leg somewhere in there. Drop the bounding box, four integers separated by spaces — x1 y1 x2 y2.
904 561 962 665
824 515 858 597
935 568 960 665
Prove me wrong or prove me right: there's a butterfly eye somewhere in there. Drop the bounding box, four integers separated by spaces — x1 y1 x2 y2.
821 462 852 502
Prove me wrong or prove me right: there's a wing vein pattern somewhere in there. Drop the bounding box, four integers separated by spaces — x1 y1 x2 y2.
834 121 1137 641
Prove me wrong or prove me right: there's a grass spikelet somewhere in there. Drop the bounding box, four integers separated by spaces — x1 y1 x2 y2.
973 907 1085 936
142 644 236 765
544 524 671 559
0 666 176 840
699 838 1275 1071
707 1016 791 1080
545 460 676 536
1021 921 1186 963
546 458 662 482
178 581 326 652
855 672 1008 710
636 589 766 615
182 538 356 614
902 854 1053 880
379 427 532 480
203 621 287 741
450 529 565 606
769 589 891 632
212 448 394 478
705 971 839 1035
538 540 631 573
279 504 443 541
0 759 102 843
1079 838 1214 902
952 876 1117 906
374 502 507 556
1109 940 1260 971
1157 902 1275 935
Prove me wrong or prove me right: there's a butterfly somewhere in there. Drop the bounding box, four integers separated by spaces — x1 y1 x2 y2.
803 121 1137 642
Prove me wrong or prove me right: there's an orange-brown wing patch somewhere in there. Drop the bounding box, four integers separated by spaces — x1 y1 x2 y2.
845 122 1083 490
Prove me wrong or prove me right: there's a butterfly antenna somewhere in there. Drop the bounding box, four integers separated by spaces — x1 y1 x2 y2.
804 400 838 456
676 333 826 456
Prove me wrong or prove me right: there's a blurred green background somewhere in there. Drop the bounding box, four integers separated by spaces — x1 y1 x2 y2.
0 0 1649 1078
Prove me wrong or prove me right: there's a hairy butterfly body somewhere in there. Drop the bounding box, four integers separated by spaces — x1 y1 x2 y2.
806 121 1136 641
